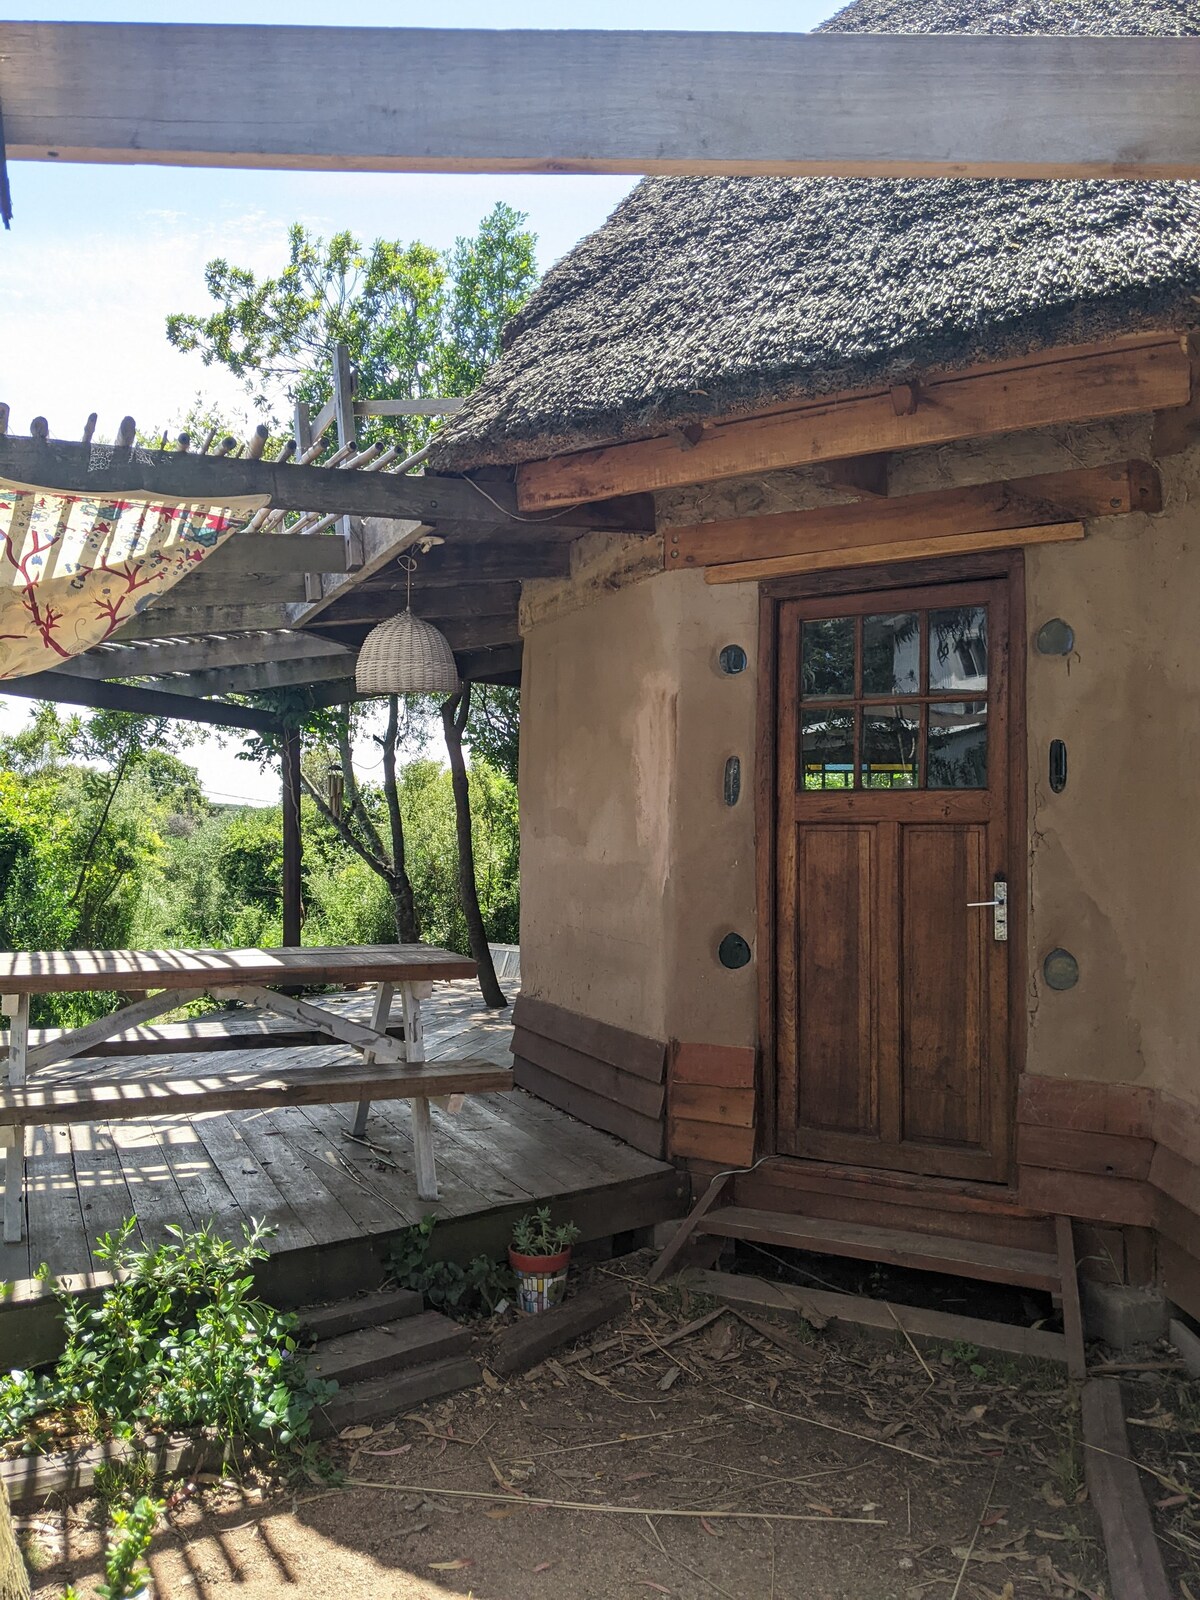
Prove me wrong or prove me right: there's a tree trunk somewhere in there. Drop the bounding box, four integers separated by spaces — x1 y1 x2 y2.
442 686 508 1008
0 1479 30 1600
388 874 421 945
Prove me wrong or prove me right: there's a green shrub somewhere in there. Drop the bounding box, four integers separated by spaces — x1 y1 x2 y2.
0 1221 333 1457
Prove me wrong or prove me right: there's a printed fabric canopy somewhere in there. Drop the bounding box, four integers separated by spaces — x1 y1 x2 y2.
0 453 267 679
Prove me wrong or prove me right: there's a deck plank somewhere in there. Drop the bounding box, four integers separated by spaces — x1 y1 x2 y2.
7 985 674 1306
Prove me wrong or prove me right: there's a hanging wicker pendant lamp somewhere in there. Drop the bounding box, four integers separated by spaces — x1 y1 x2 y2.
356 554 460 696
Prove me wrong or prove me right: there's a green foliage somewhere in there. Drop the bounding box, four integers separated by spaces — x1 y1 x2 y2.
400 759 519 951
388 1217 511 1320
510 1206 581 1259
0 1220 333 1457
465 686 520 786
166 204 537 451
96 1494 163 1600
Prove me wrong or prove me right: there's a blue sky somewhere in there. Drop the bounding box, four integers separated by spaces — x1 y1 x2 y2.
1 2 837 799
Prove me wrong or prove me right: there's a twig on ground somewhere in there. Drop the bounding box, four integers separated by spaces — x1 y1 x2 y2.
949 1457 1002 1600
342 1480 887 1523
711 1387 940 1465
886 1303 937 1386
599 1309 727 1374
637 1514 739 1600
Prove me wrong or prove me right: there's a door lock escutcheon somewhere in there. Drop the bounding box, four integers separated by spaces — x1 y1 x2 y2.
967 875 1008 942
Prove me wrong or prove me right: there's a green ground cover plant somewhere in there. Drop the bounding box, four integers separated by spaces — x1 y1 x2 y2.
388 1217 512 1318
0 1221 333 1460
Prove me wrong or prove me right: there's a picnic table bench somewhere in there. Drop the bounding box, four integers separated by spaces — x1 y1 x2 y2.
0 944 514 1242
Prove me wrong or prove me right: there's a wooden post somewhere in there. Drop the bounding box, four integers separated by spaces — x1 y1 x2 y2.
281 729 302 948
332 341 365 571
351 981 394 1139
293 398 321 605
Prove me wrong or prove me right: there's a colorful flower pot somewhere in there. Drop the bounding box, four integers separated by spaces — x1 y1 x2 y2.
508 1246 571 1313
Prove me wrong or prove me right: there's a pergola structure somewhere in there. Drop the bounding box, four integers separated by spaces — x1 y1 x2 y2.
0 384 652 941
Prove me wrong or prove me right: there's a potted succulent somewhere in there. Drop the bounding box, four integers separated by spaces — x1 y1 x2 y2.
508 1207 581 1314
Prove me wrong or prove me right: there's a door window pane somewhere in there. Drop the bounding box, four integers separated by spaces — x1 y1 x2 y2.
802 709 855 789
861 704 919 788
929 606 988 693
928 701 988 788
862 612 920 697
801 617 855 699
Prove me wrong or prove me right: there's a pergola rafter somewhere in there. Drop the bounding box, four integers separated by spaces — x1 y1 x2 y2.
2 23 1199 180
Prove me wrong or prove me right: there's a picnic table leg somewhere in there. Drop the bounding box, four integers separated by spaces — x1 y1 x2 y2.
351 981 393 1141
2 1129 22 1244
3 996 29 1088
400 983 438 1202
2 996 30 1243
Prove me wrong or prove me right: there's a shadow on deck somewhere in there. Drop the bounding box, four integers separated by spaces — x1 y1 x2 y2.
0 984 685 1365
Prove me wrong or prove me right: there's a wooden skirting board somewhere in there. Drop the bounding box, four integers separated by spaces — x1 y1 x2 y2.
516 339 1190 509
509 996 668 1157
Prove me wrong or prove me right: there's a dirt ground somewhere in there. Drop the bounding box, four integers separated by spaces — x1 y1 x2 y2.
17 1257 1132 1600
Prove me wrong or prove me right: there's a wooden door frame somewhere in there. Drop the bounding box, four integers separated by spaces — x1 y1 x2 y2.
754 548 1028 1183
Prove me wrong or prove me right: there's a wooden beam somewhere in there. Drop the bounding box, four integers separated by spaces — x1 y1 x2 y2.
194 534 350 575
704 519 1086 584
816 453 889 499
1081 1381 1174 1600
111 605 297 641
144 653 358 699
358 399 465 418
669 460 1160 569
0 671 282 733
4 24 1200 179
53 631 350 680
0 437 517 528
518 341 1191 510
179 572 311 606
318 583 522 624
455 643 523 683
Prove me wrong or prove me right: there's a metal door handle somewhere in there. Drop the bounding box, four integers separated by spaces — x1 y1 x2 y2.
967 877 1008 941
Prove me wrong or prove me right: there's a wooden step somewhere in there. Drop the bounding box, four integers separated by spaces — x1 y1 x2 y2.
700 1206 1062 1292
0 1058 514 1126
311 1356 482 1439
308 1312 472 1387
299 1289 424 1343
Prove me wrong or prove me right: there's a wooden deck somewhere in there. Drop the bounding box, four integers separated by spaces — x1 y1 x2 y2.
0 984 683 1357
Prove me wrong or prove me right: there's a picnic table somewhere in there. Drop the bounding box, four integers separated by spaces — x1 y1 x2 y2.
0 945 513 1242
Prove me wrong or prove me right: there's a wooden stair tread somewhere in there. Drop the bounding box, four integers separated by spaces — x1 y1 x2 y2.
299 1289 424 1342
0 1059 514 1125
700 1206 1061 1291
308 1312 472 1386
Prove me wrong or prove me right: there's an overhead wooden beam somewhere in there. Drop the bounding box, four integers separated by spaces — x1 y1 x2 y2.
0 436 509 528
179 571 311 606
703 518 1086 585
53 632 351 680
193 534 350 576
668 460 1161 570
111 605 298 641
455 643 523 683
0 671 283 732
3 24 1200 179
144 654 360 700
518 340 1192 510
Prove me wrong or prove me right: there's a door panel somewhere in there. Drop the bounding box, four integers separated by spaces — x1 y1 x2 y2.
774 578 1014 1182
899 823 986 1148
795 826 877 1137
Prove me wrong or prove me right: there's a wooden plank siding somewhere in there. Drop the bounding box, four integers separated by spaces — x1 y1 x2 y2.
667 1043 757 1168
509 997 668 1157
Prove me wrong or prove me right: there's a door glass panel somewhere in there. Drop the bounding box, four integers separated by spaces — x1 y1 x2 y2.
802 709 855 789
928 701 988 788
860 704 919 788
801 617 855 698
862 612 920 697
929 606 988 692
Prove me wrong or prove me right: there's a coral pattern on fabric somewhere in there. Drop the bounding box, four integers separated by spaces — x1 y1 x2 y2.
0 464 267 678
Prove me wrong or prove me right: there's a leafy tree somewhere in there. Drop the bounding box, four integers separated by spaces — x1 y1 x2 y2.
464 685 520 786
165 203 537 455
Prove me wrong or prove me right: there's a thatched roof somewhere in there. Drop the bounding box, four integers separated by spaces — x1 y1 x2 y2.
434 0 1200 472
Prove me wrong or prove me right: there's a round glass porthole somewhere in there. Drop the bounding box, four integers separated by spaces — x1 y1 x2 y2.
718 644 748 676
1043 948 1080 991
1035 618 1075 656
718 932 752 969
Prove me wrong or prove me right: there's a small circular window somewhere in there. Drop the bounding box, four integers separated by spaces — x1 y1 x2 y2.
718 644 747 676
718 932 752 970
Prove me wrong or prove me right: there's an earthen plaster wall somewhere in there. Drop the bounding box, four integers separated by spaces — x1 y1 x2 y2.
517 417 1200 1109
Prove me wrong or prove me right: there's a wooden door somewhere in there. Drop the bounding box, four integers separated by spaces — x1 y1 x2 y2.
774 580 1013 1181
